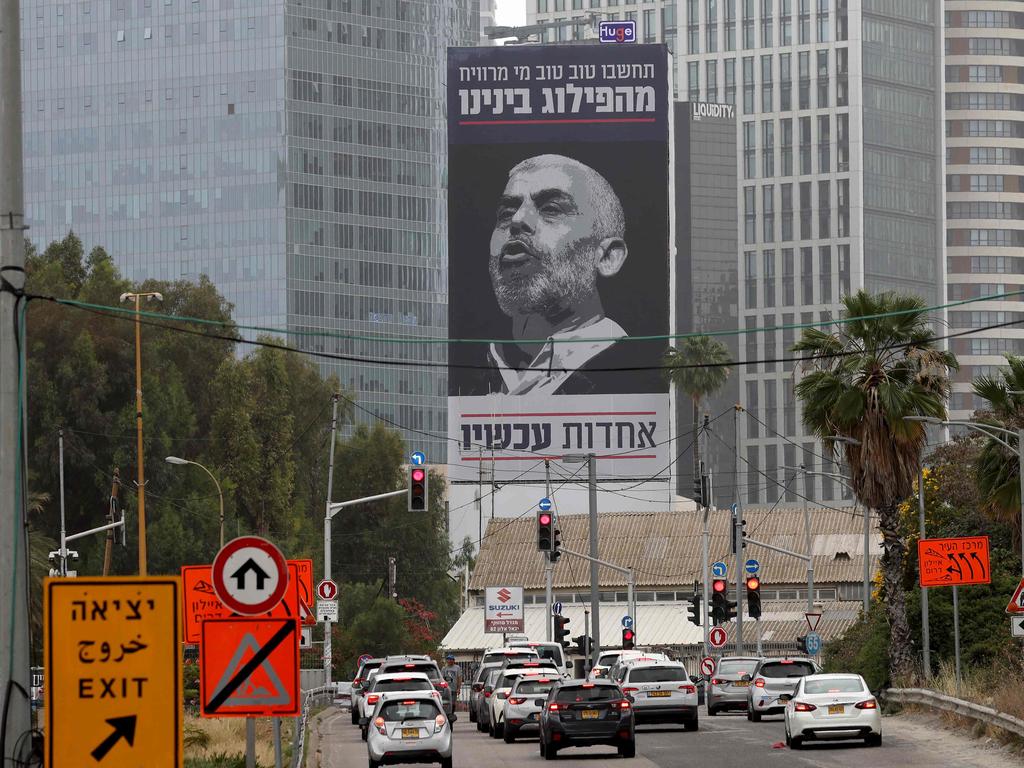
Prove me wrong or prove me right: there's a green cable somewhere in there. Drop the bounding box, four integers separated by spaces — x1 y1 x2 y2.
48 288 1024 347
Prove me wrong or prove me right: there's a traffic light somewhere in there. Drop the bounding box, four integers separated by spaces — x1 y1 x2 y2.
731 518 747 554
796 635 808 654
407 465 428 512
687 593 703 626
622 627 635 650
711 579 727 625
554 614 571 650
550 527 562 562
537 510 554 551
746 576 762 619
574 635 592 656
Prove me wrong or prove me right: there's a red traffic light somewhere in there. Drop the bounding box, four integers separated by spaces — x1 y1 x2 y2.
539 513 551 526
412 468 425 483
623 629 635 640
712 578 727 593
746 576 760 590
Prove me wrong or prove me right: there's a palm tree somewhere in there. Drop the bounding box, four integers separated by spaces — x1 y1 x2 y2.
663 335 732 496
793 291 957 682
973 355 1024 548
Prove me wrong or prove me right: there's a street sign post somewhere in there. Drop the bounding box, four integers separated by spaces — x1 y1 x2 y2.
200 617 300 717
622 615 634 629
918 536 991 587
316 579 339 601
45 577 182 768
709 626 728 649
805 631 822 655
410 451 426 466
745 558 760 575
1012 616 1024 638
484 586 524 633
1006 576 1024 614
711 561 727 578
699 657 716 676
212 536 289 615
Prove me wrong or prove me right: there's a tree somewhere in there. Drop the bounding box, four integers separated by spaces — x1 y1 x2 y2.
973 355 1024 551
662 336 732 490
793 291 957 681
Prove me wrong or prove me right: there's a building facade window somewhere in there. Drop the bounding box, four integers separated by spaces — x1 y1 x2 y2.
763 189 776 256
745 186 758 244
781 182 794 240
780 53 792 111
743 56 755 113
725 58 737 103
761 55 774 112
761 0 773 46
762 119 775 177
707 59 719 101
744 121 757 178
818 114 830 172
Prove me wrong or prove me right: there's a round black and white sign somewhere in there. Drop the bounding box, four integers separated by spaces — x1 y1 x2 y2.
212 536 288 615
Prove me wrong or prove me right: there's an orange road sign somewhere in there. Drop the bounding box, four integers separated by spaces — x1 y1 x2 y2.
200 617 300 717
918 536 991 587
45 577 182 768
1006 576 1024 615
182 561 310 642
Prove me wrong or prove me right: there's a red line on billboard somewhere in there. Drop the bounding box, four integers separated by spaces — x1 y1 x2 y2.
461 455 657 461
460 411 658 418
457 118 658 126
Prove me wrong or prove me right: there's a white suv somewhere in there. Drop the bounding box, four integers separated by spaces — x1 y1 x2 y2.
620 661 699 730
487 664 560 739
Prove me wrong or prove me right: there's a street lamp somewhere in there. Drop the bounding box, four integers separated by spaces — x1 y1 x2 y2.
121 290 163 575
165 456 224 548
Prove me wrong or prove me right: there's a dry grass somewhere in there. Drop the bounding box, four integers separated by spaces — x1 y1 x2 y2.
184 714 296 766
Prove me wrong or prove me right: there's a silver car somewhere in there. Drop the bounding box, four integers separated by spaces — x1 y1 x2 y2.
366 691 453 768
746 657 820 721
706 656 760 715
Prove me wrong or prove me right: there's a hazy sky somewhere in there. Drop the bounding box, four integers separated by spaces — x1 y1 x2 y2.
495 0 527 26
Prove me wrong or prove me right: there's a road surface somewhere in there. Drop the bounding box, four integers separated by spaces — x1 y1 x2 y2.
308 708 1020 768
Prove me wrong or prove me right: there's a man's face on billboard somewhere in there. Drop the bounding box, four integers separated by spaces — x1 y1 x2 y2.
489 159 611 320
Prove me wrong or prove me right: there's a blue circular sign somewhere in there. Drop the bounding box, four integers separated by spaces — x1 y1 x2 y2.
539 498 552 512
551 601 563 616
711 561 728 578
745 559 760 575
621 615 634 629
410 451 426 466
805 632 822 655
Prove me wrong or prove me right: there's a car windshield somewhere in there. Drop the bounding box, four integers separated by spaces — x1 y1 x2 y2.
514 680 555 695
373 679 433 693
384 663 440 680
515 646 561 663
596 653 620 668
556 686 620 703
804 678 865 694
378 700 440 721
629 666 689 683
716 659 758 676
760 661 816 678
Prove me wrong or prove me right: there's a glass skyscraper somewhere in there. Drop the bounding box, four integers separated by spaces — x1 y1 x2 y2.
527 0 946 505
21 0 480 461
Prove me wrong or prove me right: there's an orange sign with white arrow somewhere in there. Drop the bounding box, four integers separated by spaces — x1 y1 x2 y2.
918 536 991 588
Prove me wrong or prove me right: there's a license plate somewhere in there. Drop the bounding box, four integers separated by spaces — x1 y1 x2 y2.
648 691 671 697
401 728 419 738
828 705 844 715
734 681 750 687
581 709 599 720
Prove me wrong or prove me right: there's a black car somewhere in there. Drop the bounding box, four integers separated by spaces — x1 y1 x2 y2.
538 680 636 760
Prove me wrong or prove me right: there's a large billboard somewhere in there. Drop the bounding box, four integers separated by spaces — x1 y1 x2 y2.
447 44 672 482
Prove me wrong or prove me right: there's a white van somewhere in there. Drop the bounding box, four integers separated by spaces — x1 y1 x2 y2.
507 640 570 672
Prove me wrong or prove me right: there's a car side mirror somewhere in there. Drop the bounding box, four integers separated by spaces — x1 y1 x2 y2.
779 694 792 703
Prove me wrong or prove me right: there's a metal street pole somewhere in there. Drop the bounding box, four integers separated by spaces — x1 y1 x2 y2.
0 0 32 755
323 394 340 687
584 609 590 675
803 502 814 612
952 585 961 696
165 457 224 548
545 460 553 642
1018 428 1024 578
863 504 871 614
588 454 601 668
733 408 744 652
701 469 710 655
919 466 930 679
59 429 68 576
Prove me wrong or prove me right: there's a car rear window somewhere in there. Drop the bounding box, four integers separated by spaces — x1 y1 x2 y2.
515 646 561 663
556 685 620 703
628 666 689 683
716 659 758 675
514 680 555 695
358 662 382 677
760 661 816 678
373 679 433 693
378 700 441 721
596 653 620 668
483 652 537 665
384 663 440 680
804 678 864 694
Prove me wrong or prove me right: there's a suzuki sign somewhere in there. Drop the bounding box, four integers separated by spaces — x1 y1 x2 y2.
484 586 524 634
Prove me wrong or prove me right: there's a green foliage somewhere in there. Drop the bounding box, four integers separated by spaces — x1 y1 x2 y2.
184 755 249 768
183 724 211 751
822 602 890 691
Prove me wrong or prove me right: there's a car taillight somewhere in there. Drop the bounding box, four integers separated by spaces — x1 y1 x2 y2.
548 703 561 712
622 687 638 694
618 699 631 710
436 681 449 689
434 714 446 733
366 694 379 704
679 685 696 695
754 678 766 688
855 699 877 710
508 697 526 705
483 691 492 698
374 716 386 735
793 702 816 712
710 678 721 686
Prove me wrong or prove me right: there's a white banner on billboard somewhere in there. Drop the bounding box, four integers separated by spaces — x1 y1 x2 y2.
485 586 525 634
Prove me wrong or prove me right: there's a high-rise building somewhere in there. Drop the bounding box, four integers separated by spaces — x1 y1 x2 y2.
21 0 480 461
944 2 1024 420
527 1 946 504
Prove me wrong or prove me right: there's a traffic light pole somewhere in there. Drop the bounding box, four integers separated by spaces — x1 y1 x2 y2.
558 545 636 643
733 503 744 654
701 484 710 656
545 461 553 642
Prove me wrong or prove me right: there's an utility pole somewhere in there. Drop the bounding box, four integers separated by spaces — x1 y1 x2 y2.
733 407 744 652
1 2 32 757
919 466 930 679
700 460 710 655
544 460 553 642
103 467 122 576
477 447 483 547
587 455 600 668
322 394 340 687
59 429 68 576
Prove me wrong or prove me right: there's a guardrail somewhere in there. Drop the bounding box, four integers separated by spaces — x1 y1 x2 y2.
292 685 333 768
884 687 1024 740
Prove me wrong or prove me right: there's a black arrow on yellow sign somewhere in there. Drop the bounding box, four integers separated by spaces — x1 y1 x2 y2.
90 715 137 762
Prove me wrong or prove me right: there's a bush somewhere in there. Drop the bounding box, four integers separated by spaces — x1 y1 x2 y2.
822 602 890 691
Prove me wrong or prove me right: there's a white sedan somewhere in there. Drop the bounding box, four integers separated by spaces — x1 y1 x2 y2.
784 673 882 749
